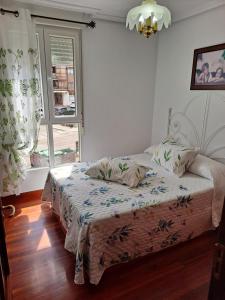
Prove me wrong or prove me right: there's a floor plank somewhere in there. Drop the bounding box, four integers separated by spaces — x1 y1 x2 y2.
3 192 216 300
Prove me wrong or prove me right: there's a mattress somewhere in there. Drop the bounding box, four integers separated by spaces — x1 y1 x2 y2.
42 153 214 285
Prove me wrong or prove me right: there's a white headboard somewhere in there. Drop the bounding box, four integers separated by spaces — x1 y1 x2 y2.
168 93 225 164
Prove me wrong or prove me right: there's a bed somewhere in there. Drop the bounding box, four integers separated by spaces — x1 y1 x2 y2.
42 93 225 285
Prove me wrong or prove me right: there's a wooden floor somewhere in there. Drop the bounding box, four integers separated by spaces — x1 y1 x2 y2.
3 191 216 300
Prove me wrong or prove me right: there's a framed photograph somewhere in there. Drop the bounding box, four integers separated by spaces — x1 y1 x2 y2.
191 43 225 90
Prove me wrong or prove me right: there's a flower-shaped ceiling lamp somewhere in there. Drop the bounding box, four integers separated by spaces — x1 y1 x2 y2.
126 0 171 38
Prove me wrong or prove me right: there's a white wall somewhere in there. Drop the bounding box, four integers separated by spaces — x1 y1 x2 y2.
19 168 49 194
82 20 157 161
152 5 225 144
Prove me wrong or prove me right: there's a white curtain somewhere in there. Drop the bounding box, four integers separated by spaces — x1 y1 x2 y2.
0 9 41 196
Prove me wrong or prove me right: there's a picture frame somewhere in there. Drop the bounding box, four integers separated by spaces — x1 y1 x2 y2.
191 43 225 90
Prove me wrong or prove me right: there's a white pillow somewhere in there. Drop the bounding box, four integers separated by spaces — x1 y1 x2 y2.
85 157 149 188
144 137 180 155
189 154 225 180
189 155 225 227
152 143 199 177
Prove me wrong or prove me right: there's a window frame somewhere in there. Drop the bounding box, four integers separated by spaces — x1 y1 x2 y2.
35 25 83 168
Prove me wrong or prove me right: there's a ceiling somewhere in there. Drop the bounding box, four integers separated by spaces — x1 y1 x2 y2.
15 0 225 22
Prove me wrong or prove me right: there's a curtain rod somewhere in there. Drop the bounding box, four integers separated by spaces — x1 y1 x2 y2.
0 8 96 28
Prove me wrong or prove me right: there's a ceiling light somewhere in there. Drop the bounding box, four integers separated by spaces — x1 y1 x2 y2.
126 0 171 38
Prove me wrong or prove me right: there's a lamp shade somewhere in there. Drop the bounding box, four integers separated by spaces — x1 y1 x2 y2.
126 0 171 38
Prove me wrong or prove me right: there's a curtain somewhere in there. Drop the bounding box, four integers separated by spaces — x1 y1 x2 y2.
0 9 41 196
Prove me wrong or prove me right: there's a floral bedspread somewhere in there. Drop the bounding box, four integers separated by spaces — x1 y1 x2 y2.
42 153 215 285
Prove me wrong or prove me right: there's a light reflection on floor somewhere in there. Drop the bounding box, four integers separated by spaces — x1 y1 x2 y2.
37 228 52 251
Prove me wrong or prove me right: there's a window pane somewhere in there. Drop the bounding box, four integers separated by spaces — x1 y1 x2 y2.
30 125 49 168
53 124 80 166
50 36 77 117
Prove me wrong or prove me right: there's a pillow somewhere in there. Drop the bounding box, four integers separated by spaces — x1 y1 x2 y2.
189 154 225 227
161 136 179 145
152 143 199 177
85 157 149 188
189 154 225 180
144 137 180 155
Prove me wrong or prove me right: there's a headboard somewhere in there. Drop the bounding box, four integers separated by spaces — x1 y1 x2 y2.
168 93 225 164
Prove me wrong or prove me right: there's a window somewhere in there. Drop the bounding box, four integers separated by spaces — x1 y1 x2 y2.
25 26 82 169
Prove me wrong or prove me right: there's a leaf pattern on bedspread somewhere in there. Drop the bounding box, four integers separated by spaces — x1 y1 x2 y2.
78 212 94 226
154 219 174 233
173 195 193 209
101 197 131 207
42 157 213 285
161 231 181 248
106 225 134 245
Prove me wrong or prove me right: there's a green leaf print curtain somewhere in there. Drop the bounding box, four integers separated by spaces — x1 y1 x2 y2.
0 9 41 196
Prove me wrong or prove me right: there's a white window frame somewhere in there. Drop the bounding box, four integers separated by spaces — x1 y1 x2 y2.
36 25 83 168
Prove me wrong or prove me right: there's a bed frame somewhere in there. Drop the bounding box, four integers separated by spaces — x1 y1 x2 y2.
167 92 225 164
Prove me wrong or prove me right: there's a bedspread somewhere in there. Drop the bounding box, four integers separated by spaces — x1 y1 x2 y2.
42 153 216 285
